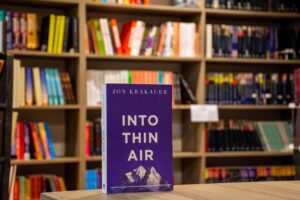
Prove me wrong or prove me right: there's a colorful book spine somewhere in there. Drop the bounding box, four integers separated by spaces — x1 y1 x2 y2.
25 67 33 106
44 122 56 159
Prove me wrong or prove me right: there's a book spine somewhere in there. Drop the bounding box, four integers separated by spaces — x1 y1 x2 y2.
26 13 38 49
5 11 13 50
54 69 65 105
110 19 122 55
13 12 20 50
44 122 56 159
62 16 70 52
101 85 107 193
47 15 56 53
57 15 66 54
25 67 33 106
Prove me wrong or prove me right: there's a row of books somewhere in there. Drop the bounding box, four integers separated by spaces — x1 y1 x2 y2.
86 18 198 57
11 122 56 160
86 119 102 156
205 0 300 12
206 120 293 152
87 70 196 105
205 166 296 183
206 24 300 59
2 10 78 53
205 73 294 105
97 0 149 4
14 175 66 200
13 60 76 107
86 168 102 190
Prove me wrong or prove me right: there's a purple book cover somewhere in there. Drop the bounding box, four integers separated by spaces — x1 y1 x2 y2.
102 84 173 194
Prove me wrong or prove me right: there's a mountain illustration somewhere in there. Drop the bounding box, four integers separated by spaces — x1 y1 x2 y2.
111 166 172 193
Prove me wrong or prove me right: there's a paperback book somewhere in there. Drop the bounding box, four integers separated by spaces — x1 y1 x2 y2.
102 84 173 194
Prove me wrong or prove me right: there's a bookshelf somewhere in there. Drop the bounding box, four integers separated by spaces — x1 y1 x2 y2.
1 0 299 193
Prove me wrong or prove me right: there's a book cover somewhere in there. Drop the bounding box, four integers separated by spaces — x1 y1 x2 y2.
102 84 173 194
26 13 38 49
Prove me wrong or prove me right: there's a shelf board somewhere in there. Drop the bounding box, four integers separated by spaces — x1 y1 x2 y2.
10 157 80 165
87 104 191 110
205 151 293 158
205 8 300 19
1 0 79 6
13 105 80 110
86 156 102 162
218 105 291 110
206 57 300 65
173 152 202 159
87 55 202 62
7 50 80 58
86 152 202 162
86 1 201 16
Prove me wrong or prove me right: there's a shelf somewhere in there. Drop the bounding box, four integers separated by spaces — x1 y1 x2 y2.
86 156 102 162
205 152 293 158
87 104 192 110
173 152 202 159
14 105 80 110
218 105 291 110
86 1 201 16
7 50 80 59
10 157 80 165
86 152 202 162
1 0 79 6
206 57 300 65
205 8 300 19
0 103 6 108
87 55 202 62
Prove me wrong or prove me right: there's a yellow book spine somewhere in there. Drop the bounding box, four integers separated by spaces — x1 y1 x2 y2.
26 13 38 49
57 15 66 54
47 14 56 53
58 177 67 191
38 122 51 159
25 179 30 200
19 66 25 106
32 67 43 106
53 16 61 53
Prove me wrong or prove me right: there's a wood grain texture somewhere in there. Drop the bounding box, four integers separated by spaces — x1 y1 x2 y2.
41 181 300 200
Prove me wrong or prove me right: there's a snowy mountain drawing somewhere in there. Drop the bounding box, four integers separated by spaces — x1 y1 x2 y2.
111 166 172 193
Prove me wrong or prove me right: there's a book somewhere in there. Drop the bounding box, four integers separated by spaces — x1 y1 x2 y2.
0 10 4 53
12 122 56 160
205 166 296 183
47 14 56 53
205 72 294 105
13 175 66 199
26 13 38 49
86 169 102 190
86 19 198 57
32 67 43 106
86 70 194 105
102 84 173 193
206 24 300 59
205 0 299 12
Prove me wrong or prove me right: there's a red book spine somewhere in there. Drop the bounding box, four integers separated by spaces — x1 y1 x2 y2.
19 123 25 160
14 178 19 200
86 122 90 157
53 176 62 191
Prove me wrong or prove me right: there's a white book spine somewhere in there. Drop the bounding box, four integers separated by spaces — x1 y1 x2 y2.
179 23 195 57
101 84 107 193
206 24 213 58
103 18 114 55
99 19 112 56
164 22 173 57
131 21 145 56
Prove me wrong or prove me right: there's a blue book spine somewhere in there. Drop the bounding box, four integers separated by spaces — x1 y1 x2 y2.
54 69 65 105
158 71 163 84
45 69 53 105
44 122 56 159
5 11 13 50
50 69 59 105
101 0 108 3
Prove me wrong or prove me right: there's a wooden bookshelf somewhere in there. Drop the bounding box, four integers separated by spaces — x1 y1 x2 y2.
205 57 300 65
3 0 299 191
86 55 202 62
14 105 81 110
205 152 293 158
205 8 300 19
7 50 80 58
11 157 80 166
86 1 202 16
218 105 292 110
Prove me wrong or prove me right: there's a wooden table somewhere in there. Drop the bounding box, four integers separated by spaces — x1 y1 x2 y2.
41 181 300 200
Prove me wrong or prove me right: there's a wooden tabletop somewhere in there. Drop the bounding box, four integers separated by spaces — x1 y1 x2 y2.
41 181 300 200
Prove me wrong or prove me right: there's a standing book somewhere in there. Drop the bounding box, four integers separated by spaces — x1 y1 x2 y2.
102 84 173 194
